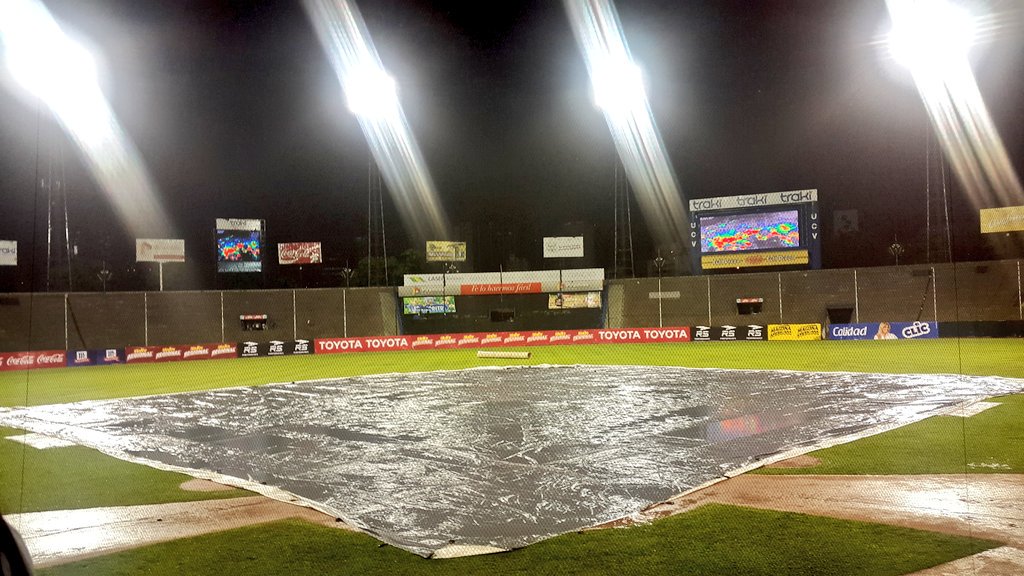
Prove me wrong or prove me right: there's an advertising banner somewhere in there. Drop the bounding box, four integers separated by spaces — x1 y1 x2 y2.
67 349 124 367
401 269 604 296
828 321 937 341
125 346 157 364
217 218 263 273
426 241 467 262
767 323 822 341
403 296 456 315
692 325 766 341
278 242 323 265
0 350 66 371
461 283 542 295
136 239 185 263
315 327 691 355
0 240 17 266
688 189 817 212
549 292 601 309
702 250 809 270
543 236 584 258
238 340 313 358
980 206 1024 233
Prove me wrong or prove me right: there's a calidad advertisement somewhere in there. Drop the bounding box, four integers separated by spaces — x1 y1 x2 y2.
548 292 601 309
136 239 185 263
767 323 822 341
403 296 456 315
216 218 263 273
278 242 323 265
426 241 467 262
828 321 937 341
0 240 17 266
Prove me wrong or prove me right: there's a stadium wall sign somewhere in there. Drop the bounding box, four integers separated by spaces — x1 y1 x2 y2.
767 323 822 341
0 240 17 266
692 325 766 341
126 344 238 364
315 327 691 354
0 350 66 371
67 349 124 367
237 339 313 358
828 322 937 340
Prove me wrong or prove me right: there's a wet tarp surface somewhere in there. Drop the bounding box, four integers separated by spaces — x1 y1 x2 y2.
2 365 1021 556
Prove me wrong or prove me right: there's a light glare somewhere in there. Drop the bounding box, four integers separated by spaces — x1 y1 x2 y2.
887 0 976 71
592 58 645 112
344 65 398 118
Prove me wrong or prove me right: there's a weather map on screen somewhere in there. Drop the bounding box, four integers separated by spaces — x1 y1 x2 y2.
700 210 800 253
217 231 262 272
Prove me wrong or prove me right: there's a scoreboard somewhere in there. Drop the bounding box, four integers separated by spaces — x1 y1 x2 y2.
688 189 821 273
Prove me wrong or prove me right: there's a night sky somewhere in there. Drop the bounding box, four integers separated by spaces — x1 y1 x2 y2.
1 0 1023 291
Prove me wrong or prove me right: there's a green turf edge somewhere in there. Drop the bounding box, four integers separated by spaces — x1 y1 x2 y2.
0 430 251 514
756 394 1024 475
4 339 1024 408
37 504 1001 576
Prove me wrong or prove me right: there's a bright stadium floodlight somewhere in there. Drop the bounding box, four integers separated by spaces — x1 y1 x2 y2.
887 0 976 72
592 57 646 113
344 64 399 118
0 0 173 238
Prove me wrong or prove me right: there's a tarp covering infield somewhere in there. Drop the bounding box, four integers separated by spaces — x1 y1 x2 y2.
1 366 1022 557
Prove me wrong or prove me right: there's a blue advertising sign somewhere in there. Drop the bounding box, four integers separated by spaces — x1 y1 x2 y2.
66 348 125 367
828 321 937 341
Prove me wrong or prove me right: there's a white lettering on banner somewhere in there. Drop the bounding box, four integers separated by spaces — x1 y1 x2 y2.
6 356 34 367
721 325 737 340
695 326 711 339
689 189 818 212
242 342 259 356
832 326 868 338
37 353 64 365
127 351 153 362
598 330 642 341
901 322 932 339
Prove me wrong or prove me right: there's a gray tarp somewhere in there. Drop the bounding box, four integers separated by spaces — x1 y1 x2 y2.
1 365 1021 556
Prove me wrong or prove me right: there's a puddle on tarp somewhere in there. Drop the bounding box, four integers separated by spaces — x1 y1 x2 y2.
1 365 1021 557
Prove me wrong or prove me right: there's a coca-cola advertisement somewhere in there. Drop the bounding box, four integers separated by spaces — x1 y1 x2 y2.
278 242 322 265
0 350 67 372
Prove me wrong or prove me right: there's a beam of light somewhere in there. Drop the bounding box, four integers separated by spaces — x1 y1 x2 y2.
886 0 1024 212
0 0 173 238
565 0 689 258
303 0 450 243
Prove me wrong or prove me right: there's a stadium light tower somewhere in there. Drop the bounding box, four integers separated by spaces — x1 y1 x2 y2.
884 0 1024 220
0 0 172 241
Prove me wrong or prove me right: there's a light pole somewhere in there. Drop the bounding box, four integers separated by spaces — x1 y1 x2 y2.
341 266 353 289
654 254 665 328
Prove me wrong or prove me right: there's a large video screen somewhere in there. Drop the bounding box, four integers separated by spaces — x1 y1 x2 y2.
700 209 799 253
217 230 262 272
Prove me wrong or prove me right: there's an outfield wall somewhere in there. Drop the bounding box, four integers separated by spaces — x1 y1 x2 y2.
608 260 1023 329
0 288 397 353
1 260 1021 352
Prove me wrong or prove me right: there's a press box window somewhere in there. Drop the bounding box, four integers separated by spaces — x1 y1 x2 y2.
240 314 268 331
736 298 763 315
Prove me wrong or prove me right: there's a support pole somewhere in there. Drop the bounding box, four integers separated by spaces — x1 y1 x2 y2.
854 269 860 323
657 274 663 328
144 292 149 346
777 273 783 322
159 263 164 292
343 288 348 338
292 290 297 340
931 267 938 322
706 276 712 325
63 293 68 350
1018 261 1022 320
220 291 225 343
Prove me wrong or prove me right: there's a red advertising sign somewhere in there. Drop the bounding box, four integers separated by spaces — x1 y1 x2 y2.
0 350 66 371
278 242 323 265
315 327 692 355
211 343 238 359
125 346 157 364
460 283 542 295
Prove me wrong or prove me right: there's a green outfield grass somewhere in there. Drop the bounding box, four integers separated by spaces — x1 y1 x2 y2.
758 393 1024 475
4 339 1022 575
2 339 1023 408
38 505 999 576
0 427 250 514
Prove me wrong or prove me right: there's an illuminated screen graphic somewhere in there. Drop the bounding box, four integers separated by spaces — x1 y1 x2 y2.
403 296 456 315
700 210 800 253
217 230 262 273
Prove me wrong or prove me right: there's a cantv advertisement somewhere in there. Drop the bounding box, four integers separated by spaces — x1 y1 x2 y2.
828 322 938 340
